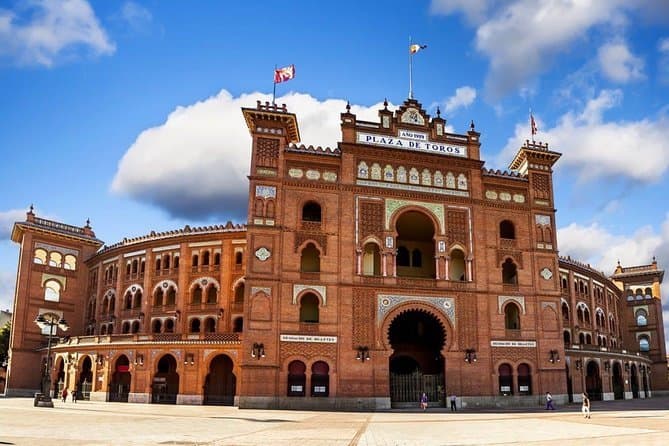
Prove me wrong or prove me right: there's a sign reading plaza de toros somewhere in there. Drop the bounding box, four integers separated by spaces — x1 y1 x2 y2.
356 130 468 157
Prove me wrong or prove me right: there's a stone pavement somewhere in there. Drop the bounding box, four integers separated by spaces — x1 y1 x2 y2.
1 397 668 445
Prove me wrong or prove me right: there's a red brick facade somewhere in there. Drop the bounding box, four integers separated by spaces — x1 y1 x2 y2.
4 98 666 408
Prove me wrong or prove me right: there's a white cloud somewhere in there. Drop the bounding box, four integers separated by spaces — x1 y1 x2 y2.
0 0 114 67
428 1 666 97
0 269 15 312
498 90 669 182
111 90 391 220
0 209 27 241
120 1 152 32
659 37 669 84
598 42 645 83
660 37 669 53
443 86 477 113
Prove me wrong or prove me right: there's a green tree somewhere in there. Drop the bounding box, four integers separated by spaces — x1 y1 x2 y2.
0 321 10 365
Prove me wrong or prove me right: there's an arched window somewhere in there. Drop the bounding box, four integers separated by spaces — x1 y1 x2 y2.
44 280 61 302
202 251 210 266
192 287 202 304
232 317 243 333
362 242 381 276
152 319 162 333
397 246 410 267
133 291 142 309
579 332 585 344
636 309 647 326
311 361 330 397
166 287 176 305
563 330 571 345
154 288 164 306
100 325 107 335
299 293 319 323
639 336 650 352
131 320 140 333
254 198 264 216
287 360 306 396
234 282 245 304
300 243 320 272
164 318 174 333
49 252 62 267
502 258 518 284
174 256 179 268
109 295 115 312
504 303 520 330
155 258 161 271
302 201 322 222
163 255 170 269
517 363 532 395
206 286 217 304
131 259 138 274
64 254 77 270
124 292 132 309
449 249 466 281
498 363 513 395
235 252 243 265
122 322 130 334
33 248 47 264
204 317 216 333
192 254 199 267
214 252 221 266
561 302 570 321
500 220 515 239
190 318 201 333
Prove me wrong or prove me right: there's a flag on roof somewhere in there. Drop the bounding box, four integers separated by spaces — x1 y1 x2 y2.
531 113 538 136
274 64 295 83
410 44 427 54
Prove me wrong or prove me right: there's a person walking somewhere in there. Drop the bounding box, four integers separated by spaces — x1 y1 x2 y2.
582 393 591 418
61 388 68 403
450 393 457 412
545 392 555 410
72 388 77 403
420 392 428 411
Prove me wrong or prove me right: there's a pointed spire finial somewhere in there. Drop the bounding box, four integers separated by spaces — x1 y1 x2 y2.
29 204 34 213
383 98 388 110
470 120 475 131
86 218 91 228
346 101 351 112
436 106 441 117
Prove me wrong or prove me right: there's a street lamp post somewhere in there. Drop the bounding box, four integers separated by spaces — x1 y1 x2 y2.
34 314 69 406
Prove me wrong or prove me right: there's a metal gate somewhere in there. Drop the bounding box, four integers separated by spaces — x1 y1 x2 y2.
390 371 444 407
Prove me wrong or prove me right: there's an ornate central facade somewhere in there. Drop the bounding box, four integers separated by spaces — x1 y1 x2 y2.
4 98 667 409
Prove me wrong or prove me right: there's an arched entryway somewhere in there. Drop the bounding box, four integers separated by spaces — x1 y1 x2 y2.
642 367 649 398
612 362 624 400
630 364 639 399
152 354 179 404
565 364 573 403
585 361 602 401
203 354 236 405
77 356 93 400
109 355 131 402
54 357 65 397
388 309 446 407
395 211 436 278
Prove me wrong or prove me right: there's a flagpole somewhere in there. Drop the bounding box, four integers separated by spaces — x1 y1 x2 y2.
272 65 277 105
409 36 413 99
529 108 534 143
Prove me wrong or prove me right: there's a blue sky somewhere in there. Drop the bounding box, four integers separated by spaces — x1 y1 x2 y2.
1 0 669 345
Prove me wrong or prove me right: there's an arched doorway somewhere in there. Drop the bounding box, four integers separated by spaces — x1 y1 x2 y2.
630 364 639 399
585 361 602 401
395 211 436 278
109 355 131 402
152 354 179 404
642 367 649 398
612 362 624 400
565 364 573 403
54 357 65 397
388 309 446 407
78 356 93 400
203 354 236 405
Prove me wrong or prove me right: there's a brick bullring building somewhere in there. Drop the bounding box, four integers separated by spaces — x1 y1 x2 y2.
4 98 667 409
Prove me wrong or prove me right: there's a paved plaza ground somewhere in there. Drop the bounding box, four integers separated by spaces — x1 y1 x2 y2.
1 396 669 445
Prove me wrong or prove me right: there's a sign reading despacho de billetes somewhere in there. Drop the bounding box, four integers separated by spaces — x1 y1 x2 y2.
490 340 537 347
280 334 338 343
357 131 467 157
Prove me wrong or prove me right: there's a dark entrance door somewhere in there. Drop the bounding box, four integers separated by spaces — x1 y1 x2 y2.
388 310 446 408
612 363 624 400
78 356 93 400
204 354 236 405
585 361 602 401
565 365 573 403
152 354 179 404
109 355 131 402
630 365 639 399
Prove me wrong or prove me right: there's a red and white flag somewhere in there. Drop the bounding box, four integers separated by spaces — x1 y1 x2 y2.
274 64 295 83
530 113 538 136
